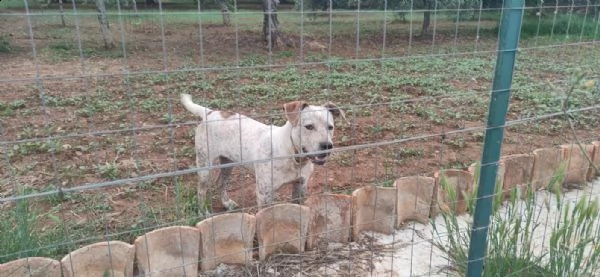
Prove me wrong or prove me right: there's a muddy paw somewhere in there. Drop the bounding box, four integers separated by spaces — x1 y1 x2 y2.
224 200 239 211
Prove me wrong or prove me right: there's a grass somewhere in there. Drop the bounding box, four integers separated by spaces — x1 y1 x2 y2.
0 197 66 263
518 13 600 39
0 0 32 9
0 35 12 53
0 179 203 263
432 163 600 276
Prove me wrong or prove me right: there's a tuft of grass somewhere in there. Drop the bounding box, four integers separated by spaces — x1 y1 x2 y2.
9 140 64 159
96 162 120 180
0 36 12 53
0 198 65 263
433 162 600 276
379 179 395 187
174 178 202 224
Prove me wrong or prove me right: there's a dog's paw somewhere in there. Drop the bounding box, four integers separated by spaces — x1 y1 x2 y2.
198 207 212 219
223 200 239 211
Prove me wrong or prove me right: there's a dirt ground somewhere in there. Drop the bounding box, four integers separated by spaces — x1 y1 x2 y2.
0 9 598 262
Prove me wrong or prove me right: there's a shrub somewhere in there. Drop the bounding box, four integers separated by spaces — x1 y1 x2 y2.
0 197 65 263
0 36 12 53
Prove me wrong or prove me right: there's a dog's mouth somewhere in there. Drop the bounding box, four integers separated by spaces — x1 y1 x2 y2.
301 147 330 165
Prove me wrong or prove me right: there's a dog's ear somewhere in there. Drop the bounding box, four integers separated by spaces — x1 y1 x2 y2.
283 101 308 125
323 102 347 123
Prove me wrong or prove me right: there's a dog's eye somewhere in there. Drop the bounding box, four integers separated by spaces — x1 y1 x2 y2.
304 124 314 130
327 125 334 131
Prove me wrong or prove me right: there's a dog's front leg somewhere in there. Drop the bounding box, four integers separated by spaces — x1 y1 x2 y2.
291 177 307 204
292 164 314 205
254 163 278 209
256 181 276 209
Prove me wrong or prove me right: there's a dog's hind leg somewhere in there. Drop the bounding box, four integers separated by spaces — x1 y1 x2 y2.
216 156 239 211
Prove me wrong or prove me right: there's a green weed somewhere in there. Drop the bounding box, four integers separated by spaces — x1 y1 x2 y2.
96 162 120 180
0 198 64 263
396 148 425 159
0 36 12 53
9 140 63 158
433 163 600 276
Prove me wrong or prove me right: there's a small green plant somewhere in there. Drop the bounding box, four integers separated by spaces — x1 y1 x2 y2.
380 179 395 188
396 148 424 159
160 113 176 124
97 162 120 180
140 98 165 112
0 36 12 53
276 50 294 58
49 42 72 51
240 54 266 67
445 137 467 149
8 100 25 111
174 178 200 224
0 101 15 116
9 140 63 158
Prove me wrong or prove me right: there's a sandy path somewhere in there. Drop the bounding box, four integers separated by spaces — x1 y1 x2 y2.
365 178 600 277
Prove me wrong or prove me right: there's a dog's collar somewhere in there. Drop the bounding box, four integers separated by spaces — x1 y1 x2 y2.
290 134 309 166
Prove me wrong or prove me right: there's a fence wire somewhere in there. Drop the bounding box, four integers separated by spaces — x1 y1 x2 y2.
0 0 599 276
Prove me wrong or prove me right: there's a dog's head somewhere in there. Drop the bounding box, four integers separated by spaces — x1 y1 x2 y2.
283 100 346 165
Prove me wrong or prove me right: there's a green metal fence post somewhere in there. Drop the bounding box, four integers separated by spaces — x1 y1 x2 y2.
466 0 525 276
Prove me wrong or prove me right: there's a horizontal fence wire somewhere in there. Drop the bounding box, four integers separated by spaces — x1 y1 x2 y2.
1 104 599 203
1 0 599 275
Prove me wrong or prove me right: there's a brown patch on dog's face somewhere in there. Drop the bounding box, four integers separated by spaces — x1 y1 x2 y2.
323 102 346 122
283 101 308 126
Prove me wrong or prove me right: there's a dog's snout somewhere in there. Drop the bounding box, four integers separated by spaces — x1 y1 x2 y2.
319 142 333 151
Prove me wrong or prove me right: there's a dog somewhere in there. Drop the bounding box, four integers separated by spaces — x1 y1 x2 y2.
181 94 345 214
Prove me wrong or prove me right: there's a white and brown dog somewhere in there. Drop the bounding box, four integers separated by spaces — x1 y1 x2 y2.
181 94 345 214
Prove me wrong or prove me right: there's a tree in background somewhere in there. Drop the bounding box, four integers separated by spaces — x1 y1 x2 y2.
94 0 115 48
295 0 482 36
58 0 66 26
218 0 232 25
263 0 282 48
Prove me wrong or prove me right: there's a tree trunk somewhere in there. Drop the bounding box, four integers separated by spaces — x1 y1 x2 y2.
58 0 66 26
95 0 115 49
421 0 433 36
219 0 231 26
131 0 139 16
421 10 431 36
263 0 282 49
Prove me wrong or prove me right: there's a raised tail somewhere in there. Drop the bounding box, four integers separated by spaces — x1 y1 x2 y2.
180 93 212 120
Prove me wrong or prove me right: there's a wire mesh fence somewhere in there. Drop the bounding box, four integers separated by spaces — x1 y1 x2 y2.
0 0 599 275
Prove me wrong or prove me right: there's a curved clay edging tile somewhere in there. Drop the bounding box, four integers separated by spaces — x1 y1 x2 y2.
61 240 134 277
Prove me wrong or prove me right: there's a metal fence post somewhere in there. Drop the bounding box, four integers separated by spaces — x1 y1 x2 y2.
466 0 525 276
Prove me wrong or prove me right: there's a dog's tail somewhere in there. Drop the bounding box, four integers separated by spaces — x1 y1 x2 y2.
181 93 212 120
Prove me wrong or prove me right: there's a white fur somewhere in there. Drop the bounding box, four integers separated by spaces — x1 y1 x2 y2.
180 94 344 213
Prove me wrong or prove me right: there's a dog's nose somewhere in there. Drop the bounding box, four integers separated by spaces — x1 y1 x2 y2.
319 142 333 151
